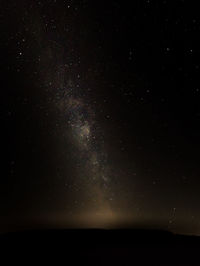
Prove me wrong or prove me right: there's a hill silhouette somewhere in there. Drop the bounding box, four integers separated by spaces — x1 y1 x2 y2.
1 228 200 265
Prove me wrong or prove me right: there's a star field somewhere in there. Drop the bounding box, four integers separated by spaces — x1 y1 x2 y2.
1 0 200 234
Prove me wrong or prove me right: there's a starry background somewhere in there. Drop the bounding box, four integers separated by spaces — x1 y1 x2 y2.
1 0 200 234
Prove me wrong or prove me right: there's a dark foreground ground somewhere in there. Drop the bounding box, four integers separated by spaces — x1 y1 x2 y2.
1 229 200 265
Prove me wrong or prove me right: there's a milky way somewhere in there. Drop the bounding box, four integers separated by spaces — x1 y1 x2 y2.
56 80 110 196
55 79 115 224
36 32 116 225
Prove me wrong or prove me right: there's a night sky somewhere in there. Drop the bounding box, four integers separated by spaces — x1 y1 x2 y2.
1 0 200 234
